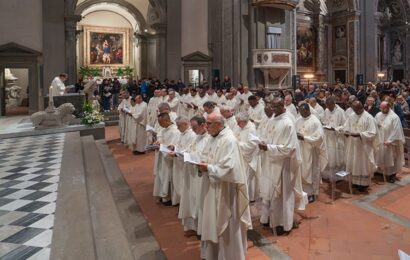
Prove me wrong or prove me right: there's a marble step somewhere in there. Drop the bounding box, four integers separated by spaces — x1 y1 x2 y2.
50 132 96 260
81 135 134 260
95 140 165 260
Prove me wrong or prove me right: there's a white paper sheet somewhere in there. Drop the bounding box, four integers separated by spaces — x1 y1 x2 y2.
175 147 185 157
335 171 349 177
399 250 410 260
159 144 172 154
183 152 201 165
145 125 157 134
145 144 159 151
249 133 263 144
323 125 333 130
122 107 131 113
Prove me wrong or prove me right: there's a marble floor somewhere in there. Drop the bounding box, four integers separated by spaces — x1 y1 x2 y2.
0 134 64 260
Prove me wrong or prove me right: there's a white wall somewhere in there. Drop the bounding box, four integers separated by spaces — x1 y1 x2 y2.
181 0 208 56
0 0 43 51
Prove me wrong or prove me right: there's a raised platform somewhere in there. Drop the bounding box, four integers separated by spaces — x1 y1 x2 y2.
0 117 105 140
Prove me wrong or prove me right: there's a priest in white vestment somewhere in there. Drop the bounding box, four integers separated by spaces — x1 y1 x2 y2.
186 88 201 119
342 101 378 192
51 73 67 96
166 90 179 113
344 95 358 118
234 112 260 202
322 97 346 177
375 101 405 183
239 86 252 112
152 113 180 204
309 98 324 120
295 103 328 201
258 98 307 235
284 94 298 119
219 105 237 131
178 116 209 238
118 91 131 143
206 88 218 104
216 89 228 105
225 92 240 113
127 95 147 154
197 113 252 260
169 116 196 206
247 95 265 127
203 101 220 119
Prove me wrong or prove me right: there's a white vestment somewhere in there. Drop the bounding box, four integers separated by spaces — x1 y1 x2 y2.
153 124 180 199
322 106 346 176
179 133 210 232
225 98 240 113
171 129 196 205
295 115 328 196
375 109 405 175
239 91 252 112
311 104 325 120
167 96 180 113
206 93 218 104
343 111 378 186
248 103 265 127
285 103 298 119
259 113 306 231
216 95 228 106
118 98 131 143
147 97 160 126
200 127 252 260
127 102 147 152
345 107 354 118
177 94 189 117
51 76 65 96
225 115 237 131
234 121 260 202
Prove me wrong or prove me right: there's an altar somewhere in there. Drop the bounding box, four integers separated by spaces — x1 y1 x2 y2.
44 93 86 117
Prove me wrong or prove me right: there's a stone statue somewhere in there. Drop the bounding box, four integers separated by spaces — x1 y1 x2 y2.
4 69 22 107
31 103 75 129
392 39 402 65
83 80 98 102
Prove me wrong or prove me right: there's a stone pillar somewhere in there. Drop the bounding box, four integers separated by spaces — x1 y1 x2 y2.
166 0 181 80
358 0 377 82
248 3 255 88
65 15 81 85
315 14 326 82
42 0 65 92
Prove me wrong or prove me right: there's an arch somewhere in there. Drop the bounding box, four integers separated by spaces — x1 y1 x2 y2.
75 0 147 31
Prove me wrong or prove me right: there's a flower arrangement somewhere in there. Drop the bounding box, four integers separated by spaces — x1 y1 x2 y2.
81 101 104 127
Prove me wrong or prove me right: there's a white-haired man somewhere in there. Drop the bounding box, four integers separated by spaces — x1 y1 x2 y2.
234 112 260 202
197 112 251 260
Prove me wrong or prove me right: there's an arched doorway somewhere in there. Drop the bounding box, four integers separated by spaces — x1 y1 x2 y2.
75 1 146 81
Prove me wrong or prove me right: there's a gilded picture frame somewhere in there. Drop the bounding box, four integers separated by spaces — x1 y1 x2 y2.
83 26 130 67
296 25 315 72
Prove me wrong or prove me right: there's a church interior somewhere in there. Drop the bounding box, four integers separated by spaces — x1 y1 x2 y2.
1 0 410 259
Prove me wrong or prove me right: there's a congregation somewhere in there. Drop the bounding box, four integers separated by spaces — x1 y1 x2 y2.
115 77 406 260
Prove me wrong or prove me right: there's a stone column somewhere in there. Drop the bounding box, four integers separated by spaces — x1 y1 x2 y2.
248 3 255 88
65 15 81 85
315 14 326 82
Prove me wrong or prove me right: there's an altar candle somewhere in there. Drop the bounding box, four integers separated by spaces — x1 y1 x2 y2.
49 86 53 99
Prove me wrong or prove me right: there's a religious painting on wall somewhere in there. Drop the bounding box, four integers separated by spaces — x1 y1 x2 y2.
392 39 403 65
83 26 129 67
296 25 315 71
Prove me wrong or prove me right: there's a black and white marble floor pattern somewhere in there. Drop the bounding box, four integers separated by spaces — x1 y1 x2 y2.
0 133 65 260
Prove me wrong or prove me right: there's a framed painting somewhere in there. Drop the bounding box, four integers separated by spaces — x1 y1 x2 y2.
83 26 130 67
296 25 315 72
